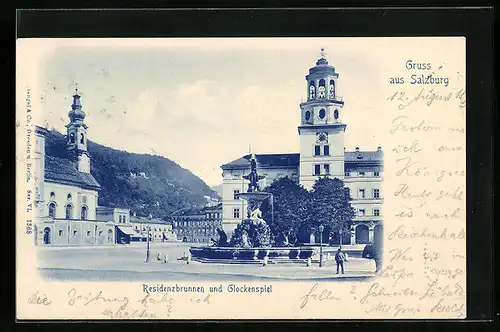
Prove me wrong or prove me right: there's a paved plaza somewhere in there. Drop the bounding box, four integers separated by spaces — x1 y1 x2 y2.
37 243 376 281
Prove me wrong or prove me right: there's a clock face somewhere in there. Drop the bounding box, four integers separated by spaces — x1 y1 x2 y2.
316 132 328 143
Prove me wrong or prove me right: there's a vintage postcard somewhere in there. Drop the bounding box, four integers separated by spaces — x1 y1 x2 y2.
16 37 466 320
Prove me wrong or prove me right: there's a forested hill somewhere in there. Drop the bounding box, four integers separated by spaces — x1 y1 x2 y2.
44 130 219 219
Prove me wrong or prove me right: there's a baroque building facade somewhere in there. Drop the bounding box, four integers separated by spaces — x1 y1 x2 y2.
221 52 383 246
33 89 131 246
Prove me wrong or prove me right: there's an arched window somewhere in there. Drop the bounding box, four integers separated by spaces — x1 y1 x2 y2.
334 109 339 120
318 79 326 99
81 206 88 220
319 109 326 119
65 204 73 219
50 192 55 199
48 203 56 218
67 193 72 201
329 79 335 99
69 133 75 144
309 81 316 99
80 133 85 144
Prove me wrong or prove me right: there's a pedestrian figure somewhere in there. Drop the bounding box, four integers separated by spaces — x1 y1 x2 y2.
335 247 347 274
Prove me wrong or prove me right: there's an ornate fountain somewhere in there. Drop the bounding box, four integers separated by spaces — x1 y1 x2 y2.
189 153 315 264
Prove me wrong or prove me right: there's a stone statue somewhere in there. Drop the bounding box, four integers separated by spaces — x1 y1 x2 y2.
250 207 263 220
242 154 265 193
216 227 228 247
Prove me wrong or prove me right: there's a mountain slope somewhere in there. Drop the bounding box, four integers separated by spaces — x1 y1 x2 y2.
44 130 219 219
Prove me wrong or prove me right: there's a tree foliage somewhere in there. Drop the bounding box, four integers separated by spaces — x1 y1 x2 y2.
262 176 355 244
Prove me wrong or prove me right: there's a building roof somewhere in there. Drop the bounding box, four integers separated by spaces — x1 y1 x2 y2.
45 155 101 190
221 151 383 170
221 153 300 170
171 203 222 217
129 215 171 225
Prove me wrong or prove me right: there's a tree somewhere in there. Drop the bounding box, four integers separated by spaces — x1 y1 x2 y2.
310 177 355 242
261 177 311 245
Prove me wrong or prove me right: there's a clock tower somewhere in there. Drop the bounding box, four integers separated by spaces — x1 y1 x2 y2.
298 49 346 190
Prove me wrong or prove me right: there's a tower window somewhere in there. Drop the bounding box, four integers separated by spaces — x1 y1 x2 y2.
314 164 321 175
318 109 326 119
305 111 311 121
309 81 316 99
324 164 330 175
314 145 321 156
81 206 88 220
329 80 335 99
318 79 326 99
65 204 73 219
48 203 56 218
80 133 85 144
69 133 75 143
323 145 330 156
334 110 339 120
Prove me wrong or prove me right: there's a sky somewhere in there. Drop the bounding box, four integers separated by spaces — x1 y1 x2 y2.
29 38 389 186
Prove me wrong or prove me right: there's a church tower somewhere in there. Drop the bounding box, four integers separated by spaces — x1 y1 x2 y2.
298 49 346 190
66 88 91 173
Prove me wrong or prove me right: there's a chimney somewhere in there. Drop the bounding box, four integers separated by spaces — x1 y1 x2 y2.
355 147 360 152
377 146 382 152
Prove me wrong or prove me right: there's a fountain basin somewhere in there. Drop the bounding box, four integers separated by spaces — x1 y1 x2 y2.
189 246 317 263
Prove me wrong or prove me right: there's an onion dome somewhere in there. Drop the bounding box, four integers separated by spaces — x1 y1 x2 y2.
68 88 86 122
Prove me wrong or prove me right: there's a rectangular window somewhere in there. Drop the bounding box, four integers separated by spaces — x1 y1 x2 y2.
314 164 321 175
323 145 330 156
59 229 63 236
324 164 330 174
233 208 240 219
233 189 240 200
359 209 366 217
374 171 380 177
359 189 366 199
374 209 380 216
359 171 365 176
373 189 380 199
345 172 350 177
314 145 321 156
86 230 91 236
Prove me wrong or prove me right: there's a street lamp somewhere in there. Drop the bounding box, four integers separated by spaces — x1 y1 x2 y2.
145 225 151 263
318 224 324 267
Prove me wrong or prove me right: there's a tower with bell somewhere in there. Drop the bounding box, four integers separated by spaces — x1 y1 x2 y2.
66 86 91 173
298 49 346 189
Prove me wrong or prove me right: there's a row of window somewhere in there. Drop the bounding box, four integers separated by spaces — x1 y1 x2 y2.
357 208 381 217
351 188 380 199
69 132 85 144
175 221 222 227
118 215 127 223
133 225 170 232
309 79 336 100
345 171 380 177
57 228 113 237
49 191 88 204
313 164 331 175
314 145 330 156
304 109 339 122
48 202 88 220
178 229 217 235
